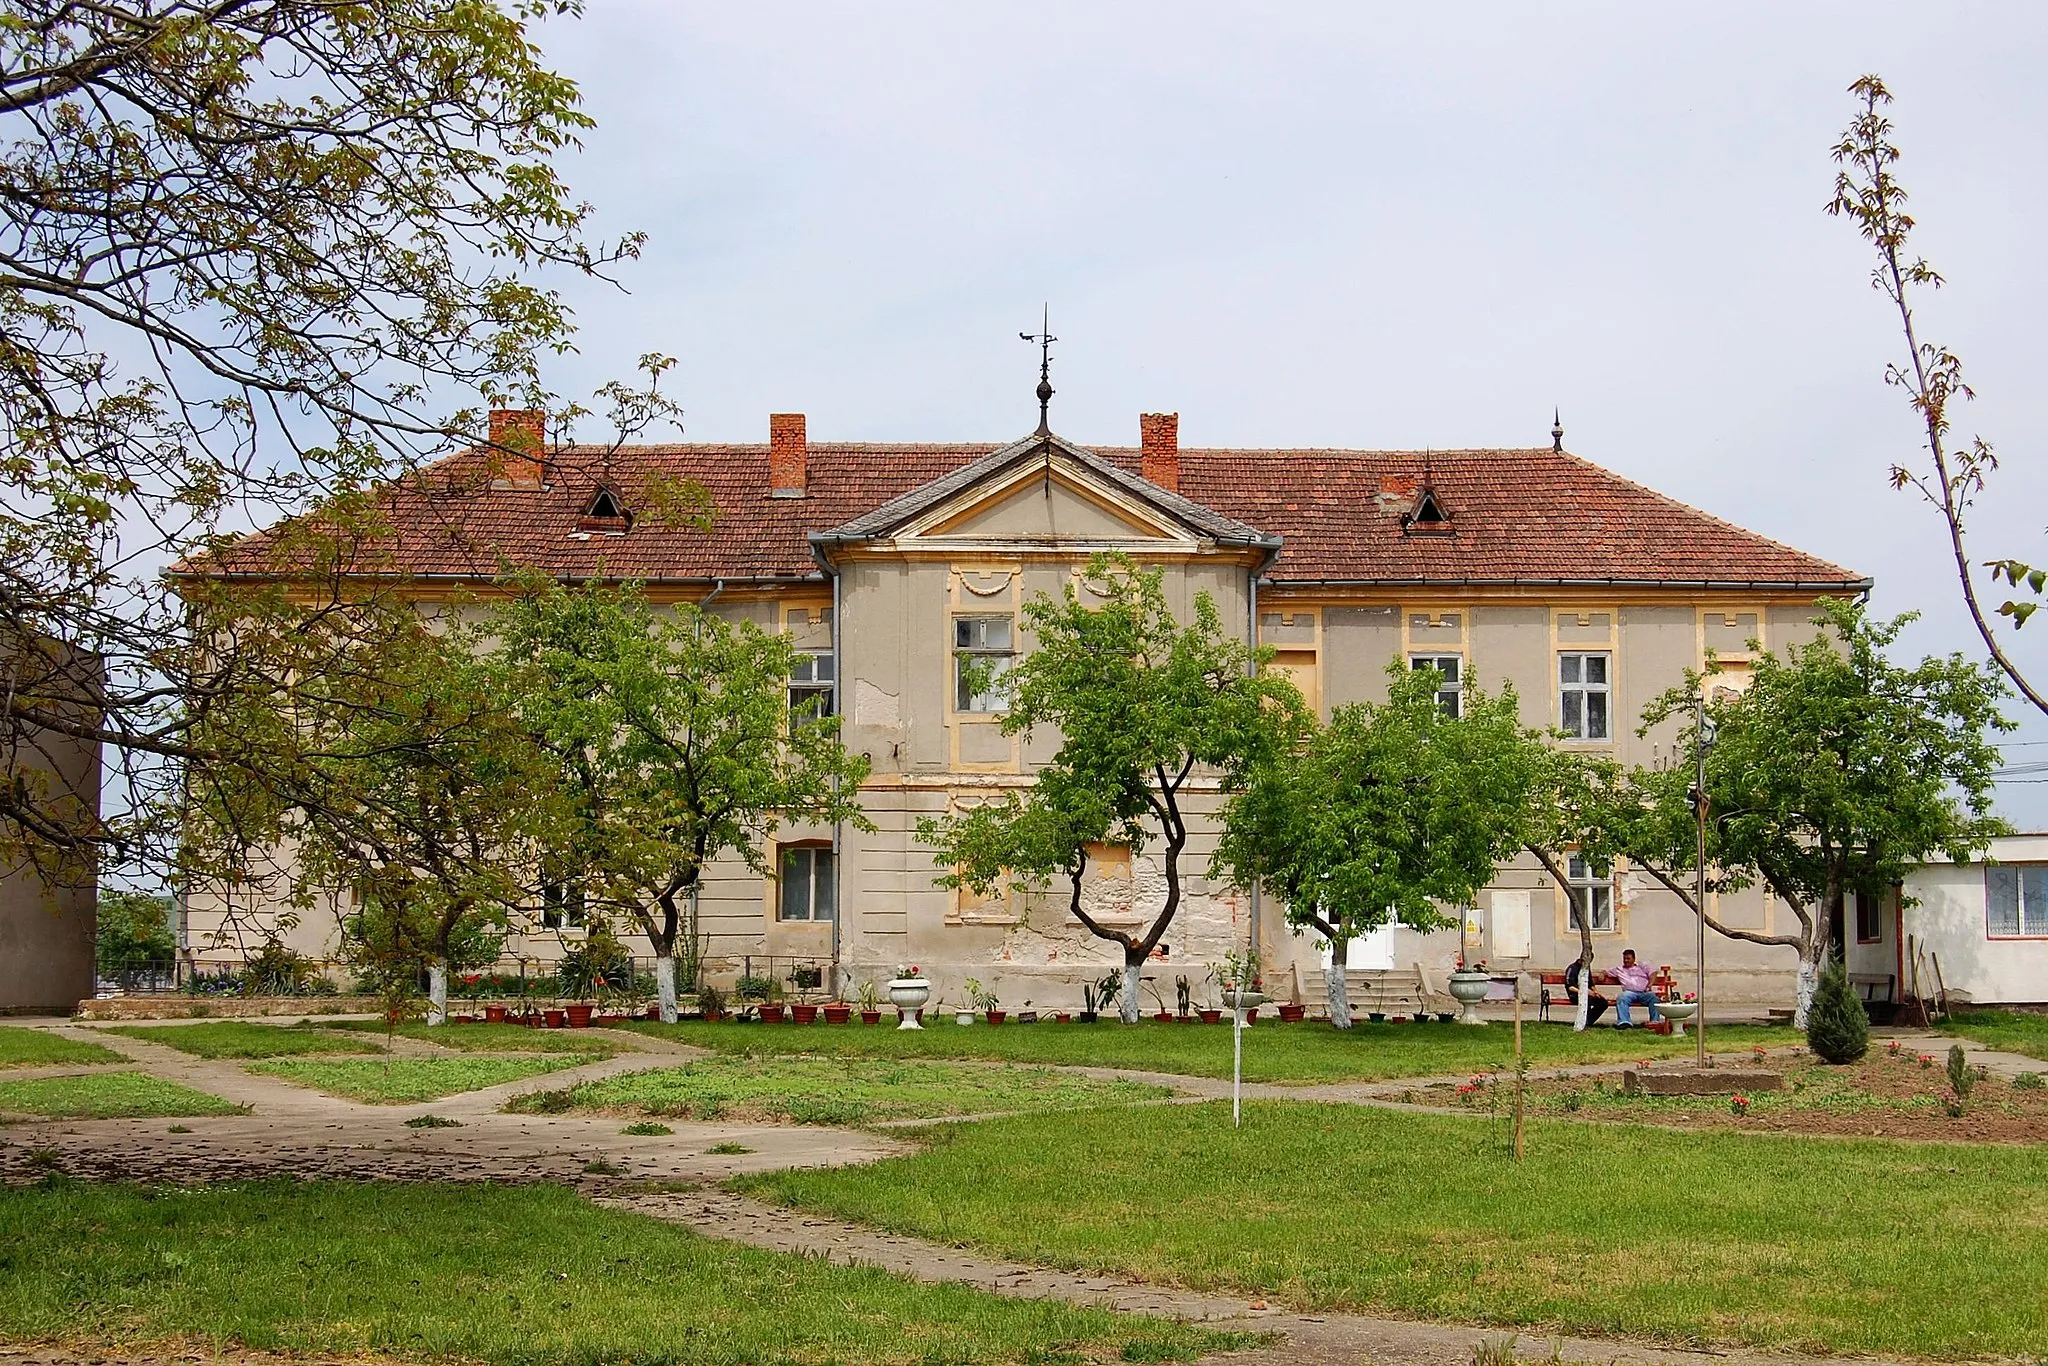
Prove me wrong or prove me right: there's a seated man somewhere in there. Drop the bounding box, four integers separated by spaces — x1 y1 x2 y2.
1613 949 1662 1029
1563 956 1610 1027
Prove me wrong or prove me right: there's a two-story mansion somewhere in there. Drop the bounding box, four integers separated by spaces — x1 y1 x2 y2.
186 407 1869 1011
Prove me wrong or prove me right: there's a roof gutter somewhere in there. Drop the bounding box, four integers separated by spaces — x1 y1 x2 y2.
1258 575 1874 593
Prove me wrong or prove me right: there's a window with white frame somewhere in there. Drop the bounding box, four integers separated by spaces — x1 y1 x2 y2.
1559 652 1611 740
790 650 835 718
778 845 837 922
1566 854 1615 933
540 863 586 931
1986 863 2048 938
1410 654 1463 717
953 615 1014 712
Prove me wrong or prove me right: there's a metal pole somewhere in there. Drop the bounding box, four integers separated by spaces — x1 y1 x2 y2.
1696 700 1709 1066
1233 1004 1244 1127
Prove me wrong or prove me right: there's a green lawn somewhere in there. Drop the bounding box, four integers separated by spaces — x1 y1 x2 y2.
0 1027 122 1068
510 1054 1173 1125
745 1101 2048 1360
1943 1008 2048 1062
617 1017 1785 1084
108 1022 385 1059
0 1180 1240 1365
248 1055 586 1104
0 1073 244 1121
323 1019 620 1055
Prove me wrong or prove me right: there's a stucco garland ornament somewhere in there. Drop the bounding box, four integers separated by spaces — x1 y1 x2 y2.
888 964 931 1030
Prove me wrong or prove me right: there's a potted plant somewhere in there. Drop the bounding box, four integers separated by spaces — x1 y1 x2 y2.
1219 946 1264 1021
789 970 820 1026
484 1002 509 1024
1175 974 1195 1022
1660 991 1700 1036
887 964 930 1029
958 978 988 1025
1078 980 1101 1024
1015 999 1037 1024
823 997 852 1025
967 978 1002 1024
697 983 727 1022
543 1005 566 1028
856 979 882 1026
1447 956 1491 1026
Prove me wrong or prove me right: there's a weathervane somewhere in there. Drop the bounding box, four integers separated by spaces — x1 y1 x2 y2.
1020 304 1056 435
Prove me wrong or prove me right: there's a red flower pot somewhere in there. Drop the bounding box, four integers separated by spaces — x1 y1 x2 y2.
759 1003 785 1023
1243 1007 1259 1023
1199 1009 1222 1024
564 1004 594 1028
859 1010 881 1026
701 1009 723 1022
1154 1011 1174 1023
823 1004 851 1025
986 1010 1006 1026
791 1004 819 1025
1277 1004 1306 1023
1055 1012 1073 1023
543 1009 566 1029
644 1006 662 1021
483 1006 508 1024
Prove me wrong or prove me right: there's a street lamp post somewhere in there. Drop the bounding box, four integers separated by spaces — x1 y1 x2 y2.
1691 703 1718 1066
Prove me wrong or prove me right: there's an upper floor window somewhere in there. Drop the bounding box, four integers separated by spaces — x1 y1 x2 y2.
1559 652 1610 740
954 614 1014 713
1987 863 2048 938
779 844 837 922
540 863 586 931
791 650 835 718
1409 654 1462 718
1566 854 1615 933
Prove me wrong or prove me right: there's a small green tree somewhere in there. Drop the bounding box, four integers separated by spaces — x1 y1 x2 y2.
1807 958 1870 1064
1518 747 1634 1031
1215 662 1543 1028
95 891 176 988
1635 599 2009 1026
489 581 871 1023
919 554 1302 1024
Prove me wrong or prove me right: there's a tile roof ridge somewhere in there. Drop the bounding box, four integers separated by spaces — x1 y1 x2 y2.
1546 445 1862 582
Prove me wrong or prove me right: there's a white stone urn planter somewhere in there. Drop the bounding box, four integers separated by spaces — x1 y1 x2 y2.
954 1010 976 1026
1659 999 1698 1036
1447 971 1492 1026
887 977 930 1030
1221 987 1265 1024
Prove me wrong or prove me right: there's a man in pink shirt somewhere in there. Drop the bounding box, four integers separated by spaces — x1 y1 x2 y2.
1613 949 1662 1028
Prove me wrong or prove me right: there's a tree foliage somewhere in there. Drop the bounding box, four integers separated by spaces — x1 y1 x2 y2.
1630 599 2008 1024
918 554 1302 1024
94 889 175 986
487 580 870 1019
1214 662 1544 1026
1830 75 2048 717
0 1 633 888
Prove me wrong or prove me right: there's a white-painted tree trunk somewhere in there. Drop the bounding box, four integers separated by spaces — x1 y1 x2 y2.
1793 948 1820 1031
655 955 678 1024
1325 936 1352 1029
426 963 447 1026
1121 960 1142 1025
1574 969 1591 1032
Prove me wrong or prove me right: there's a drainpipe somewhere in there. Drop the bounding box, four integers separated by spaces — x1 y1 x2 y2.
1247 565 1260 955
830 564 844 996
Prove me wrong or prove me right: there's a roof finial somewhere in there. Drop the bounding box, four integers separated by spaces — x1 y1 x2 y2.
1020 304 1056 436
1552 408 1564 453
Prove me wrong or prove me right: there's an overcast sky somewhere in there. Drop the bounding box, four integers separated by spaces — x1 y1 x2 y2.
531 2 2048 823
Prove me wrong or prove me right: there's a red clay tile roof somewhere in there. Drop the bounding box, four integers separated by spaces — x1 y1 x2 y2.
189 437 1865 589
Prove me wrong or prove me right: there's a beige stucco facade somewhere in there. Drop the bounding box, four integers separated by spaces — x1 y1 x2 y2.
184 433 1844 1015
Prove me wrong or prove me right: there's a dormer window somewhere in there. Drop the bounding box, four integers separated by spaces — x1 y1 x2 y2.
576 485 631 535
1403 485 1453 536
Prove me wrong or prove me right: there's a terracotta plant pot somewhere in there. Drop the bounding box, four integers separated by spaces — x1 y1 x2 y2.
1277 1003 1306 1023
791 1004 819 1025
1055 1012 1073 1023
483 1006 508 1024
1199 1008 1222 1024
824 1003 851 1025
1243 1007 1259 1023
644 1006 661 1021
859 1010 881 1026
565 1003 594 1028
759 1003 785 1023
701 1009 723 1022
1154 1011 1174 1023
543 1009 566 1029
986 1010 1006 1026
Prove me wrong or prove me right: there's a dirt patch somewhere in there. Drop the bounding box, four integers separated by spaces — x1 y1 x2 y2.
1498 1047 2048 1142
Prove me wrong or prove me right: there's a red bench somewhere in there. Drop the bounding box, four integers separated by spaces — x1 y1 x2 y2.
1538 966 1677 1023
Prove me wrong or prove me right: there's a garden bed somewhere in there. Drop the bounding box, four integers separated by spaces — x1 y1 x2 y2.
1496 1046 2048 1142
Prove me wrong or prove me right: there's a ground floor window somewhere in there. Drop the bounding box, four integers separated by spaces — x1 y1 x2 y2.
779 845 837 922
1987 863 2048 938
1566 854 1614 933
1855 888 1883 943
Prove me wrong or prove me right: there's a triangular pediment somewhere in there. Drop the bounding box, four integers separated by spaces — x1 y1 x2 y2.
909 459 1188 545
813 433 1280 558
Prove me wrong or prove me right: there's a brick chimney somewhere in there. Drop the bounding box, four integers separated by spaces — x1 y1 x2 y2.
1140 412 1179 492
769 413 807 497
487 408 547 489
